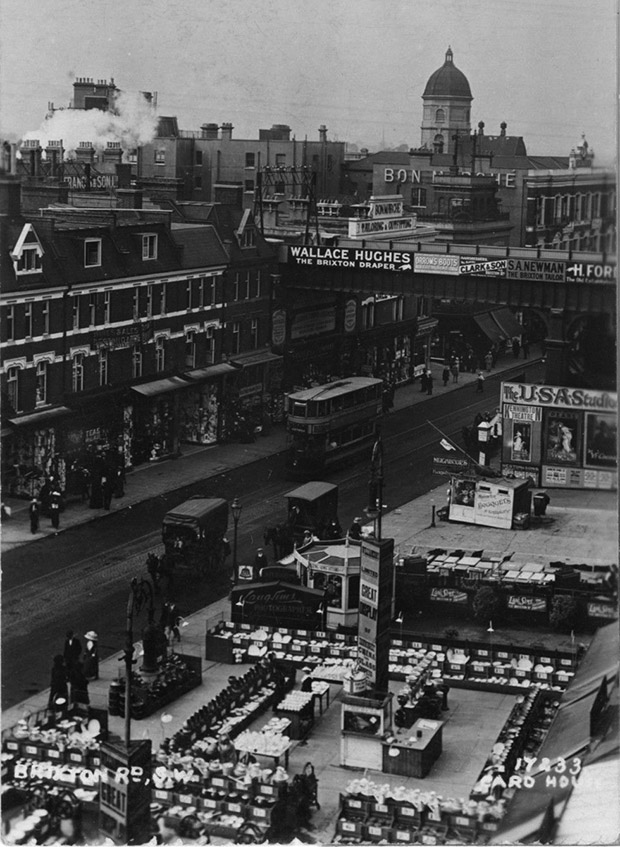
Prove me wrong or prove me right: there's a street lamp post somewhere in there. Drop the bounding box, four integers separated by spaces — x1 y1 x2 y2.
235 597 246 626
395 611 404 643
487 620 495 681
364 434 384 539
231 497 242 585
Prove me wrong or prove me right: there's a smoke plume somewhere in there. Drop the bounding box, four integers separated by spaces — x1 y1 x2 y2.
20 90 158 159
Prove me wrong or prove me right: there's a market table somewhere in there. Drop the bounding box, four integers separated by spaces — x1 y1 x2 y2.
233 739 292 770
311 681 330 715
382 718 443 778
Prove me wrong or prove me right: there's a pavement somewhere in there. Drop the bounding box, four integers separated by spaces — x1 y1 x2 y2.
2 346 618 844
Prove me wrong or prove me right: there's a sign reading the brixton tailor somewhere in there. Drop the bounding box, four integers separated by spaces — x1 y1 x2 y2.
288 245 412 272
358 538 394 694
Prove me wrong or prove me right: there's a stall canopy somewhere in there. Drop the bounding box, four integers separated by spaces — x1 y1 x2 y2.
131 376 191 397
184 363 238 381
492 623 619 844
8 406 71 427
473 311 506 345
490 307 523 340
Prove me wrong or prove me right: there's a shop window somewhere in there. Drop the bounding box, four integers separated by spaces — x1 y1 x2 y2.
232 322 240 355
250 318 258 349
72 354 85 393
7 366 19 411
142 233 158 261
245 152 255 168
84 239 101 268
185 331 196 368
155 337 166 372
6 304 15 341
132 344 143 379
24 302 33 338
99 349 108 386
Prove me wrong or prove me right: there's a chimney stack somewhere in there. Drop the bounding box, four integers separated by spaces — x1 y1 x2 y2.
75 141 96 165
116 187 143 209
0 174 22 218
19 139 43 177
201 123 219 139
319 124 328 142
45 140 64 176
500 122 507 137
103 141 123 166
477 121 485 136
220 122 234 140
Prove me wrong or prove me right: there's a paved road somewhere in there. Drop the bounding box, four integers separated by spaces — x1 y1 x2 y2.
2 362 544 707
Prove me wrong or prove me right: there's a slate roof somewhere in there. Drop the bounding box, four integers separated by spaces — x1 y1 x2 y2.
170 224 228 269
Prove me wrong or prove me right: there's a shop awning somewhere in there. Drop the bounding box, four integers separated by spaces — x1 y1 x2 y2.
8 406 72 427
131 376 191 397
230 350 283 368
184 363 238 381
473 311 506 345
490 307 523 339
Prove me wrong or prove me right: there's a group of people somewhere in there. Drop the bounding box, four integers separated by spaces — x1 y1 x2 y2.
48 629 99 714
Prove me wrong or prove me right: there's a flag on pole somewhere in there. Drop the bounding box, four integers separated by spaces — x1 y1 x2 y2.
440 438 456 451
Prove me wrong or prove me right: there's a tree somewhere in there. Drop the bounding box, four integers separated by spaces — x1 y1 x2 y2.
473 586 501 623
550 595 579 632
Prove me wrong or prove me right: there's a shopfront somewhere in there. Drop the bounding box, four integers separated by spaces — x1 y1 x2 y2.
500 382 617 490
3 406 71 498
130 377 191 464
179 363 238 445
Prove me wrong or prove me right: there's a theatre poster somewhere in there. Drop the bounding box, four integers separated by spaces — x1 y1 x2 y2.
500 382 617 490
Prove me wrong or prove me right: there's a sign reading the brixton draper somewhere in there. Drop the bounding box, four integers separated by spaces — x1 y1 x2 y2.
357 538 394 694
288 245 413 272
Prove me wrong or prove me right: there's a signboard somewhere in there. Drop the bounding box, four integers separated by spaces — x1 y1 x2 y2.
348 216 417 238
542 466 616 490
501 464 540 486
584 412 617 468
430 587 468 604
474 485 514 529
357 538 394 694
507 595 547 612
271 309 286 346
290 307 336 339
414 253 460 275
459 257 507 277
505 258 565 282
288 244 413 272
432 455 469 475
565 261 615 282
502 383 617 412
230 581 323 629
344 299 357 332
99 740 152 845
92 321 152 351
587 601 617 619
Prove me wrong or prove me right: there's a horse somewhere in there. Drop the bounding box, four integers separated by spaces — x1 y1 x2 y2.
263 524 295 560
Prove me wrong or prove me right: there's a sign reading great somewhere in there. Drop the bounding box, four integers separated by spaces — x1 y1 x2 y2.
288 245 413 272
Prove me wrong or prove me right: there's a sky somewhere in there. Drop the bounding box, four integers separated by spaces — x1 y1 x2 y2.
0 0 617 164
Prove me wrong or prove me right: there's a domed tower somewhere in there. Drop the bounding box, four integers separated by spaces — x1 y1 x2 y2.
420 47 473 155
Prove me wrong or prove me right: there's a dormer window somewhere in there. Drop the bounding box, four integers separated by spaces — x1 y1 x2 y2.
10 223 44 276
240 228 256 248
84 238 102 267
142 233 158 260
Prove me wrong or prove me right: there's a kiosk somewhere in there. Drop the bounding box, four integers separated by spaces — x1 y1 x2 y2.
449 476 532 529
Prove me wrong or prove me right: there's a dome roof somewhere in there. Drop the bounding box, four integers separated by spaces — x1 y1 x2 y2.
423 47 472 99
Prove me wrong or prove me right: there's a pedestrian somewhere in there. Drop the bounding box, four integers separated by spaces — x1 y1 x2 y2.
162 600 181 642
419 371 428 393
522 340 529 358
426 371 433 395
49 489 61 530
348 517 363 540
63 629 82 673
29 497 40 534
101 475 113 510
484 351 493 372
451 363 459 384
512 337 521 358
300 666 314 693
147 553 160 590
254 547 269 571
47 654 68 711
442 366 450 387
69 662 90 713
325 518 342 540
476 372 485 393
83 631 99 680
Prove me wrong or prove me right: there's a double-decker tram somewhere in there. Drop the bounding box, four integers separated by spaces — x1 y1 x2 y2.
285 377 383 477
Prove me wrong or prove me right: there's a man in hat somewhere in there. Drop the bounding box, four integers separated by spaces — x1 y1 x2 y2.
83 631 99 680
348 517 363 540
29 497 40 534
254 547 268 572
49 489 61 530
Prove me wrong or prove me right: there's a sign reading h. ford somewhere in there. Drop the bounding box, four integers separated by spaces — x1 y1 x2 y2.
288 245 412 272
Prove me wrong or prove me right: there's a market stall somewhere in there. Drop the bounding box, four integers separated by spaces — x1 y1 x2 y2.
449 476 532 529
383 719 444 778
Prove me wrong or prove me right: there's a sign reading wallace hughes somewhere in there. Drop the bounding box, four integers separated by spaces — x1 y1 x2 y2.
230 581 324 629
